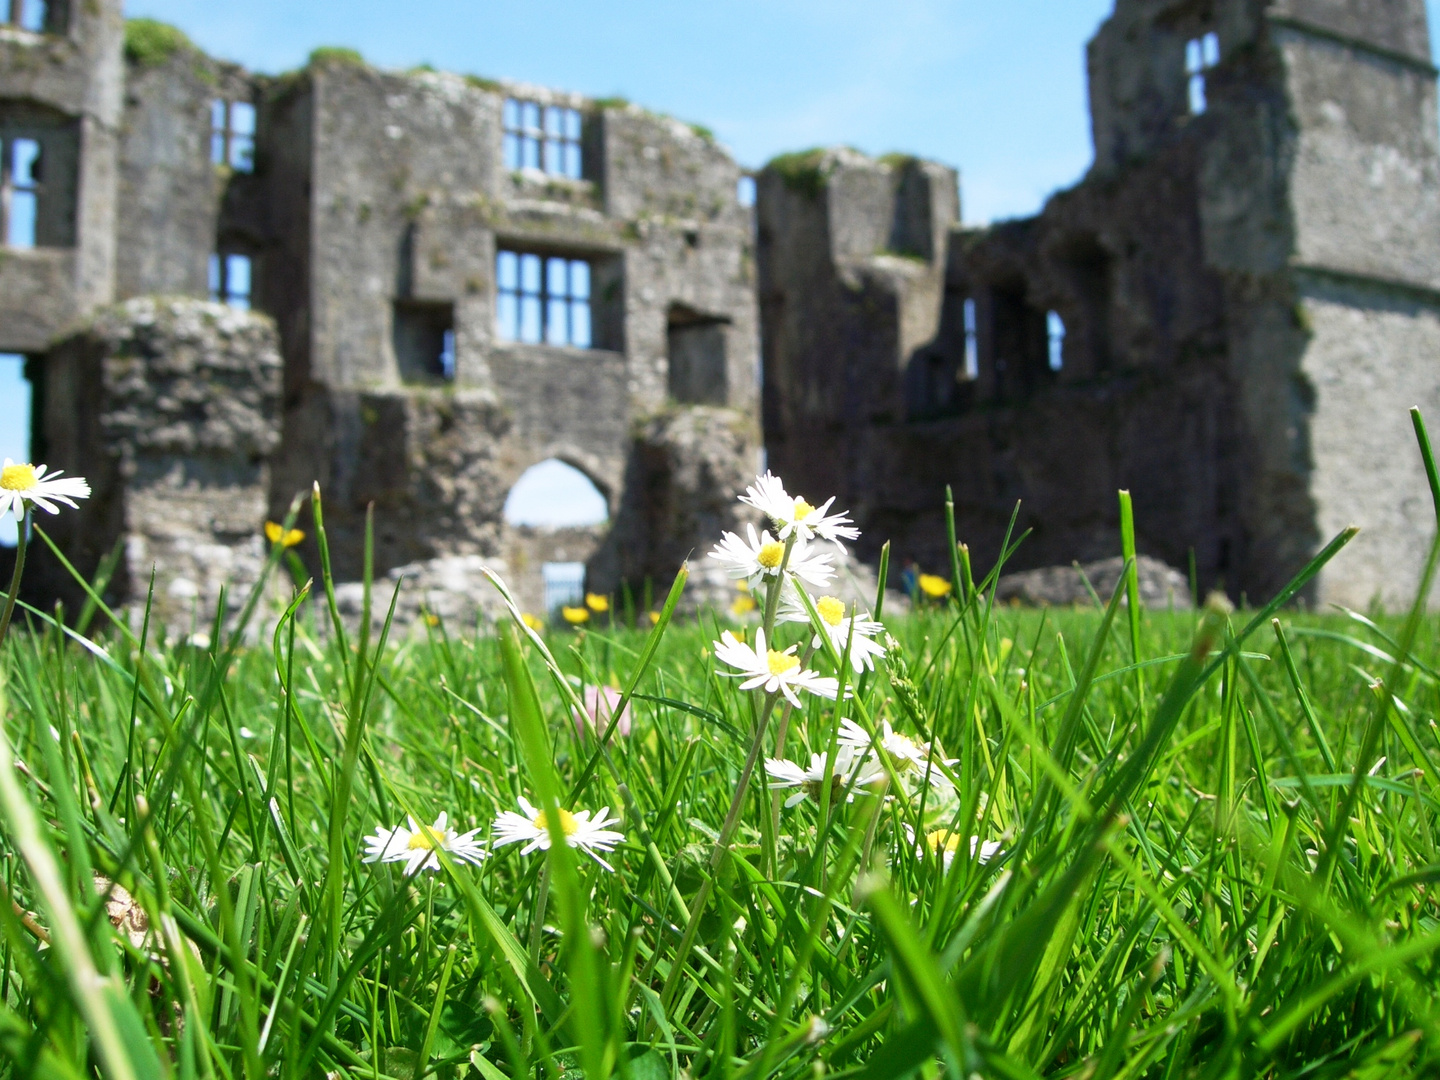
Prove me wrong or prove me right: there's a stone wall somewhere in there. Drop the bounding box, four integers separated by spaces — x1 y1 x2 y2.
0 0 123 353
756 0 1440 608
35 298 281 631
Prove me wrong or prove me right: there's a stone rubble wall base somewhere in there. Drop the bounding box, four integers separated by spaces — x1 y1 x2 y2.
38 296 282 635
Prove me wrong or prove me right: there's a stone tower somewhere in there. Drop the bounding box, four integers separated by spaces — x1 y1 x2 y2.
759 0 1440 608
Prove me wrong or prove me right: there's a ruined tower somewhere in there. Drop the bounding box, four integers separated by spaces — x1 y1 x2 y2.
759 0 1440 608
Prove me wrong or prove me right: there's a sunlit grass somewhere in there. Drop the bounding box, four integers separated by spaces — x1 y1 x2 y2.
2 416 1440 1079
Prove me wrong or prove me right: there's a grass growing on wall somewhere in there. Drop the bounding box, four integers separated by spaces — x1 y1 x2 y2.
2 415 1440 1079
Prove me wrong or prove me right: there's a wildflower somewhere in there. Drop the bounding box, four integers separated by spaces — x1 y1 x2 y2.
585 592 610 613
780 594 886 672
573 685 632 738
918 574 952 599
363 812 488 874
492 797 626 871
731 591 758 616
839 719 956 791
0 460 90 519
561 606 590 625
424 612 441 627
907 825 1003 869
521 612 545 631
740 471 859 545
766 747 883 807
713 627 841 707
647 611 661 625
264 521 305 547
709 522 835 588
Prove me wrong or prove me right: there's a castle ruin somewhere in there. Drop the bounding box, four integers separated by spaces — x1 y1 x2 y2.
760 0 1440 609
0 1 759 622
3 0 1439 620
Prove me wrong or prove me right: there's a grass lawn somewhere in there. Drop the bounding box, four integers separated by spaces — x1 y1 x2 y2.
1 477 1440 1080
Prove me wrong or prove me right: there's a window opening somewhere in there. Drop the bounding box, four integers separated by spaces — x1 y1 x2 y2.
1186 32 1220 116
504 459 609 528
736 176 756 208
211 100 256 172
496 249 591 348
962 297 978 380
1047 311 1065 371
2 138 40 249
392 301 456 383
0 353 31 547
503 99 581 178
542 562 586 613
667 306 728 405
5 0 47 31
209 252 252 309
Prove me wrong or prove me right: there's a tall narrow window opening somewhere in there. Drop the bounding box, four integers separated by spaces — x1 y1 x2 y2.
503 99 581 178
210 100 256 172
496 250 591 348
0 353 32 547
963 297 979 380
4 0 48 31
392 301 456 383
1047 311 1065 371
736 176 756 208
2 138 40 249
209 252 252 309
1186 32 1220 116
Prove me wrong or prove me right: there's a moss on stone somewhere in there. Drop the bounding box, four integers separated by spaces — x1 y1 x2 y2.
687 122 716 143
464 74 502 93
592 96 631 111
307 46 366 69
766 149 828 198
124 18 193 68
878 152 919 171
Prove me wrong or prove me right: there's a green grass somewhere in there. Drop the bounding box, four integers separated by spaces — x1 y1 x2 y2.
4 442 1440 1079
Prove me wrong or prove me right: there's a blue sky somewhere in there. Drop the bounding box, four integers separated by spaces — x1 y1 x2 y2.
6 2 1440 531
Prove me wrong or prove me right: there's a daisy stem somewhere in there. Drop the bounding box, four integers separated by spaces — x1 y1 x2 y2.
760 535 796 641
660 688 780 1013
0 508 29 651
663 536 796 1009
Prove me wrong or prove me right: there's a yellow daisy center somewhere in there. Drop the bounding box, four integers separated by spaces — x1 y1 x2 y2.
757 542 785 569
407 825 450 851
0 464 37 492
793 498 816 520
816 596 845 626
925 829 962 855
532 808 580 836
767 650 800 676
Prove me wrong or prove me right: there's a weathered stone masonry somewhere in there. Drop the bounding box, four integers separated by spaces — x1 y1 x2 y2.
7 0 1440 621
758 0 1440 610
1 3 760 622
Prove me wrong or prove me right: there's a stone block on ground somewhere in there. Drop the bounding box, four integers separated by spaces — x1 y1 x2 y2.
995 555 1191 609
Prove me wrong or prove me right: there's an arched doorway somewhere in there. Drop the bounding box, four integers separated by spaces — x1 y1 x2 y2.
502 459 610 616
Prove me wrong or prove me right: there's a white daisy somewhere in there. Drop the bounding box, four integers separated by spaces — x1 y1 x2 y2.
712 627 841 707
766 746 885 808
709 523 836 589
491 797 626 871
0 460 90 520
740 472 859 546
839 719 956 793
906 824 1003 869
362 811 487 874
779 594 887 672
